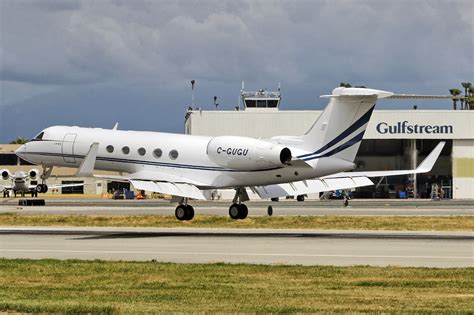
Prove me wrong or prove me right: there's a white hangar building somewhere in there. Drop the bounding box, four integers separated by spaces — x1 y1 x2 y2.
185 88 474 200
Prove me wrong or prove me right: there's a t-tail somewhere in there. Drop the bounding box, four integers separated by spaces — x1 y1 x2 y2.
298 87 393 162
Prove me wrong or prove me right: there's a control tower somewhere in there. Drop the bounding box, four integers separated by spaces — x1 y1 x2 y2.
241 84 281 111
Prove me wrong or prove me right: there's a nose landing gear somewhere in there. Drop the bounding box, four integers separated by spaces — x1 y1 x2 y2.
36 184 48 194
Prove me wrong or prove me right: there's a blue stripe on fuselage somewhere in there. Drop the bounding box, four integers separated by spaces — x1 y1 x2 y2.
297 105 375 159
301 131 365 161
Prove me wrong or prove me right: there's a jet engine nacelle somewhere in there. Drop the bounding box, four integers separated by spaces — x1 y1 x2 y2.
29 169 39 180
1 169 11 180
207 136 292 171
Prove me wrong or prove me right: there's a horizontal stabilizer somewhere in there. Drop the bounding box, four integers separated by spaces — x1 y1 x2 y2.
320 87 394 100
388 94 459 100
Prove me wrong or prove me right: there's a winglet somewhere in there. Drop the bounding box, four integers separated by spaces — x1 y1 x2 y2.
416 141 445 173
112 122 119 130
75 143 99 177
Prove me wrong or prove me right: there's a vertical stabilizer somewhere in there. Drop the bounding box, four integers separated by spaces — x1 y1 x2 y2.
298 87 393 162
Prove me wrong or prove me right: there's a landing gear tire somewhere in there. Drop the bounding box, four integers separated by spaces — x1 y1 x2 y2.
229 203 248 220
267 205 273 216
296 195 305 202
175 204 194 221
185 205 194 220
36 184 48 194
238 204 248 219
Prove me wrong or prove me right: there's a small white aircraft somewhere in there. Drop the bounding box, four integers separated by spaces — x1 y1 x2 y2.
0 168 83 197
15 87 445 220
1 168 42 197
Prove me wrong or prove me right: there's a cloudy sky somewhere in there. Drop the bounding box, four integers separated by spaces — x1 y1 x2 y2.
0 0 472 142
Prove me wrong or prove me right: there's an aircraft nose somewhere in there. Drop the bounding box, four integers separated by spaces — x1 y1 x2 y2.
15 144 26 157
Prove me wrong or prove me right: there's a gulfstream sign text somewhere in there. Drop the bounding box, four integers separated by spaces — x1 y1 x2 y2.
376 121 453 134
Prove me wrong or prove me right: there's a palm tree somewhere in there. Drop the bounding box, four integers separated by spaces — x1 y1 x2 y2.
468 86 474 110
9 137 28 144
461 82 472 110
449 88 462 110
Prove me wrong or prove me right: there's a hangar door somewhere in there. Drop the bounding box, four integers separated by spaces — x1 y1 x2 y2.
62 133 77 163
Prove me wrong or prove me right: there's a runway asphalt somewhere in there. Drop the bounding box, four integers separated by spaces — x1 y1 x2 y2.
1 227 472 267
1 197 473 216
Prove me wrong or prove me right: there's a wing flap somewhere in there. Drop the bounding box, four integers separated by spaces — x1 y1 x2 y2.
129 180 206 200
253 176 373 199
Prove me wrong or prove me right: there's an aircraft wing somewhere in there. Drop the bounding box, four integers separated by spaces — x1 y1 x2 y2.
93 171 209 200
1 185 13 191
40 183 86 189
322 141 445 179
252 142 445 199
251 177 374 199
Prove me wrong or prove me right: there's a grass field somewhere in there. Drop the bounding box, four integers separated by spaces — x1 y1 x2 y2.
0 259 472 313
0 213 473 231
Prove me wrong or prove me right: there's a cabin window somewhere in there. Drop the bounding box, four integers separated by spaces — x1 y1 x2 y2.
169 149 179 160
138 147 146 156
153 149 162 158
106 145 114 153
122 146 130 154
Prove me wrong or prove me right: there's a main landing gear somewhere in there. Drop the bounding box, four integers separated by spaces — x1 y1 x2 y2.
229 187 249 220
35 184 48 194
175 198 194 221
173 188 251 221
35 165 53 196
229 203 248 220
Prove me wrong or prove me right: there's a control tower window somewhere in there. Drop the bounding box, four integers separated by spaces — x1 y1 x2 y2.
245 100 256 108
257 100 266 108
267 100 278 108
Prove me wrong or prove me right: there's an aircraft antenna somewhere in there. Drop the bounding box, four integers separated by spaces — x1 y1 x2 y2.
191 80 195 109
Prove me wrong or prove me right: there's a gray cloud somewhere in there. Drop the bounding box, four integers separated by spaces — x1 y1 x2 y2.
0 0 473 141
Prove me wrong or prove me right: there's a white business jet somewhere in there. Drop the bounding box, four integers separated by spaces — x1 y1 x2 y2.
1 168 83 197
15 87 445 220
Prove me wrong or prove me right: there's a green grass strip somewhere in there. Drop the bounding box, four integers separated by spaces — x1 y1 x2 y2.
0 213 473 231
0 259 473 313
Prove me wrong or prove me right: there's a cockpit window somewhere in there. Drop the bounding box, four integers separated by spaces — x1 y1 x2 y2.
30 132 44 141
